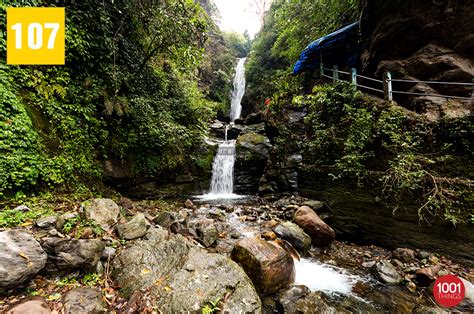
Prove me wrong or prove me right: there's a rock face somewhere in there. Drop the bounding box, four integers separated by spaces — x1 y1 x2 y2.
41 238 105 272
0 230 47 290
293 206 335 247
112 228 261 313
7 298 51 314
273 221 312 252
81 198 120 231
372 260 402 285
234 128 272 194
63 288 106 314
230 237 295 294
116 213 148 240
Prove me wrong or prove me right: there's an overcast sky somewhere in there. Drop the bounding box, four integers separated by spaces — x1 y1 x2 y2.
213 0 265 38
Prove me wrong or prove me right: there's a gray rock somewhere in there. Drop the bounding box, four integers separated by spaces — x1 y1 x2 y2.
278 285 310 309
284 292 337 313
56 212 78 231
274 221 312 252
101 247 116 260
116 213 148 240
81 198 120 231
41 238 105 272
459 278 474 308
301 200 324 211
112 228 261 313
63 288 106 314
0 230 47 289
153 211 176 228
6 298 51 314
372 260 402 285
190 219 219 248
35 216 57 229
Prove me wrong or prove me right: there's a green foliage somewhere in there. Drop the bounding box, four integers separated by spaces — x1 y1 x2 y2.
222 31 251 58
62 215 80 234
82 273 102 286
0 207 54 228
202 298 221 314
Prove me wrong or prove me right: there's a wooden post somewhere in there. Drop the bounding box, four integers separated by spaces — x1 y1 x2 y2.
351 68 357 90
333 65 338 84
384 71 393 101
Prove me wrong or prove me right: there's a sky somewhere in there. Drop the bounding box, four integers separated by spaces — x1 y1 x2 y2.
213 0 267 38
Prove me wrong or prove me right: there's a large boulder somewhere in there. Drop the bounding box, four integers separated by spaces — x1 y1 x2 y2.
0 230 47 290
41 238 105 272
112 228 261 313
273 221 312 252
6 298 51 314
63 288 106 314
230 237 295 294
81 198 120 232
293 206 335 246
116 213 148 240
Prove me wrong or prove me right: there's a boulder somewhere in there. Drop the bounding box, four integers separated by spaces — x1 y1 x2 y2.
41 238 105 272
153 211 177 229
101 247 116 260
0 230 47 290
460 278 474 308
278 285 310 310
63 288 106 314
372 260 402 285
293 206 335 246
273 221 312 252
116 213 148 240
230 237 295 294
6 298 50 314
112 228 261 313
35 216 57 229
393 248 416 263
81 198 120 231
415 265 441 287
189 218 219 248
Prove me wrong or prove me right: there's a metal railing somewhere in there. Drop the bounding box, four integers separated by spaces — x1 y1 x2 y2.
319 64 474 102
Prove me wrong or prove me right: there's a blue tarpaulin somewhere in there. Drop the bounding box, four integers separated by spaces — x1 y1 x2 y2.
293 22 360 75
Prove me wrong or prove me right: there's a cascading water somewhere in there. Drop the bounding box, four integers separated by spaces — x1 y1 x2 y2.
200 58 246 200
230 58 246 121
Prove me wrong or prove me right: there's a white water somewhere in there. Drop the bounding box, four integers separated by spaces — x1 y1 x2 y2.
230 58 246 121
294 258 360 295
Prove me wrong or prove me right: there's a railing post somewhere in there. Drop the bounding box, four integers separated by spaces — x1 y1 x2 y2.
384 71 393 101
320 63 324 78
333 65 338 84
351 68 357 90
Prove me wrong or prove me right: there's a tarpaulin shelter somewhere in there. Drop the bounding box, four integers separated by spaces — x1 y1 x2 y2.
293 22 360 75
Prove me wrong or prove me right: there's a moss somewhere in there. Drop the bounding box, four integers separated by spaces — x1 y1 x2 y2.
237 132 267 146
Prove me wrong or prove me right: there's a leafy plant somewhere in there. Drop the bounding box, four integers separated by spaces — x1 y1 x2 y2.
202 298 221 314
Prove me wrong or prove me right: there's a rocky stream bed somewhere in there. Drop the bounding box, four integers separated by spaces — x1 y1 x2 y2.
0 196 473 313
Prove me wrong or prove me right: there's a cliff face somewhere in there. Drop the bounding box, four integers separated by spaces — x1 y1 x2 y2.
360 0 474 121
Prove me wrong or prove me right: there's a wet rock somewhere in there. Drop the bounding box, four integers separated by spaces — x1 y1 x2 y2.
301 199 324 211
261 231 277 241
278 285 310 310
112 228 261 312
0 230 47 290
231 237 295 294
416 250 431 260
116 213 148 240
392 259 404 268
407 281 417 293
35 216 57 229
56 212 78 231
428 255 440 265
293 206 335 247
41 238 105 272
184 199 194 209
153 211 177 229
372 260 402 285
63 288 106 314
274 221 312 252
7 298 51 314
285 292 337 313
101 247 116 260
81 198 120 232
362 261 376 268
393 248 416 263
415 265 441 287
196 223 219 248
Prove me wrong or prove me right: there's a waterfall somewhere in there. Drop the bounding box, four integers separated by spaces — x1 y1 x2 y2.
230 58 246 121
209 141 236 195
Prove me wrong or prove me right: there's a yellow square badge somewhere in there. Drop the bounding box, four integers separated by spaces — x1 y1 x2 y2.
7 7 65 65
